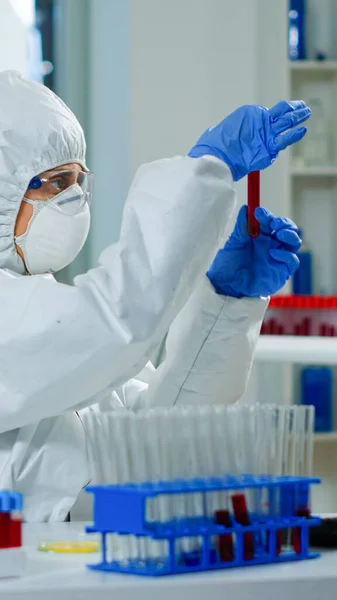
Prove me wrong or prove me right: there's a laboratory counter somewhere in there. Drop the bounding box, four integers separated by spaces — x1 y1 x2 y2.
0 522 336 600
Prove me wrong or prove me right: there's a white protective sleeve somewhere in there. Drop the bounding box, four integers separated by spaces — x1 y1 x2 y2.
0 156 236 434
112 278 269 411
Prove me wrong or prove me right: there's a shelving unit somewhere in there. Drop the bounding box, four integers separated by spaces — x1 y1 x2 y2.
250 3 337 511
255 336 337 447
255 335 337 365
291 166 337 176
290 60 337 72
314 432 337 442
289 55 337 504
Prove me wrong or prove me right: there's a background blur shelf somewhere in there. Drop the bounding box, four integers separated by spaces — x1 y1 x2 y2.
255 335 337 364
314 432 337 442
291 165 337 176
290 60 337 72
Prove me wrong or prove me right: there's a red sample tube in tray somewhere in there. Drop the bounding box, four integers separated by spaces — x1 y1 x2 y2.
215 509 234 562
232 494 254 560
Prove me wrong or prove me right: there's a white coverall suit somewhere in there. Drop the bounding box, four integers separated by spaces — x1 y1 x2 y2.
0 71 267 521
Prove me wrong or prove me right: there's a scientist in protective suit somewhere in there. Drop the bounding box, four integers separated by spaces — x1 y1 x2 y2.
0 71 309 521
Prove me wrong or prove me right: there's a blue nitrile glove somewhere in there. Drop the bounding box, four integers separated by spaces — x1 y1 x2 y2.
207 206 302 298
189 101 311 181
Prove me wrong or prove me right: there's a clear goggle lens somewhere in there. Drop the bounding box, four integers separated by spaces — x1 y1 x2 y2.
28 170 94 215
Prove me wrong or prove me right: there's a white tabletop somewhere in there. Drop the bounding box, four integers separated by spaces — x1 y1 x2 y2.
0 522 336 600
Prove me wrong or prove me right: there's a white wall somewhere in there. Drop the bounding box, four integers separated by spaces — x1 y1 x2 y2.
85 0 290 265
0 0 30 73
130 0 257 168
86 0 272 265
128 0 261 249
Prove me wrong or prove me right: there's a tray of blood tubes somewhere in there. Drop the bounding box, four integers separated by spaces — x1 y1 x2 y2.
261 295 337 337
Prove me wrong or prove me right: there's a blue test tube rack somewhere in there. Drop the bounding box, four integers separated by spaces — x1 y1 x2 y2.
85 475 321 576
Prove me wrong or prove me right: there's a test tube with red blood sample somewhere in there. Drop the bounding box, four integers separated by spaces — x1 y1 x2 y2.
215 510 234 562
321 298 330 337
265 320 277 335
303 297 312 335
260 323 267 335
294 323 301 336
332 297 337 335
247 171 260 238
319 323 327 337
0 513 10 549
231 494 254 560
302 317 311 336
290 406 311 554
0 491 22 551
9 511 22 548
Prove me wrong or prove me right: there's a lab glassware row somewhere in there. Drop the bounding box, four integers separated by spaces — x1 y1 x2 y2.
81 404 320 576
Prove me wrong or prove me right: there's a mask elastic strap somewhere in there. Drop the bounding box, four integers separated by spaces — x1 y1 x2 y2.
23 197 40 206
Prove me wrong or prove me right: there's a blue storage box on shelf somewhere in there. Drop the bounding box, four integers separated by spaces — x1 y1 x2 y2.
85 474 321 577
301 367 333 432
288 0 306 60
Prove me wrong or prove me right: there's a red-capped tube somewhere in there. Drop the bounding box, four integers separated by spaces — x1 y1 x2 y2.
0 513 10 549
231 494 254 560
300 320 307 336
247 171 260 238
291 508 310 554
215 510 234 562
319 324 327 337
9 515 22 548
303 317 311 336
294 324 301 336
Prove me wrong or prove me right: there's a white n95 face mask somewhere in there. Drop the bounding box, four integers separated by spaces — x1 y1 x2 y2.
15 185 91 275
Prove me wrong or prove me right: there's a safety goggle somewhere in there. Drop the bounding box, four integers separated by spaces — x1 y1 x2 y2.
27 170 94 215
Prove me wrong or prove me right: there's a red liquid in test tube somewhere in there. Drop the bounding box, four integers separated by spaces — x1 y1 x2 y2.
294 324 301 336
247 171 260 238
303 318 311 336
0 513 10 549
231 494 254 560
9 514 22 548
269 319 278 335
319 324 327 337
299 321 305 336
215 510 234 562
291 508 310 555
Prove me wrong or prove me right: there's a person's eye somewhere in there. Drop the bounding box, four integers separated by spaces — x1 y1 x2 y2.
49 177 66 191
